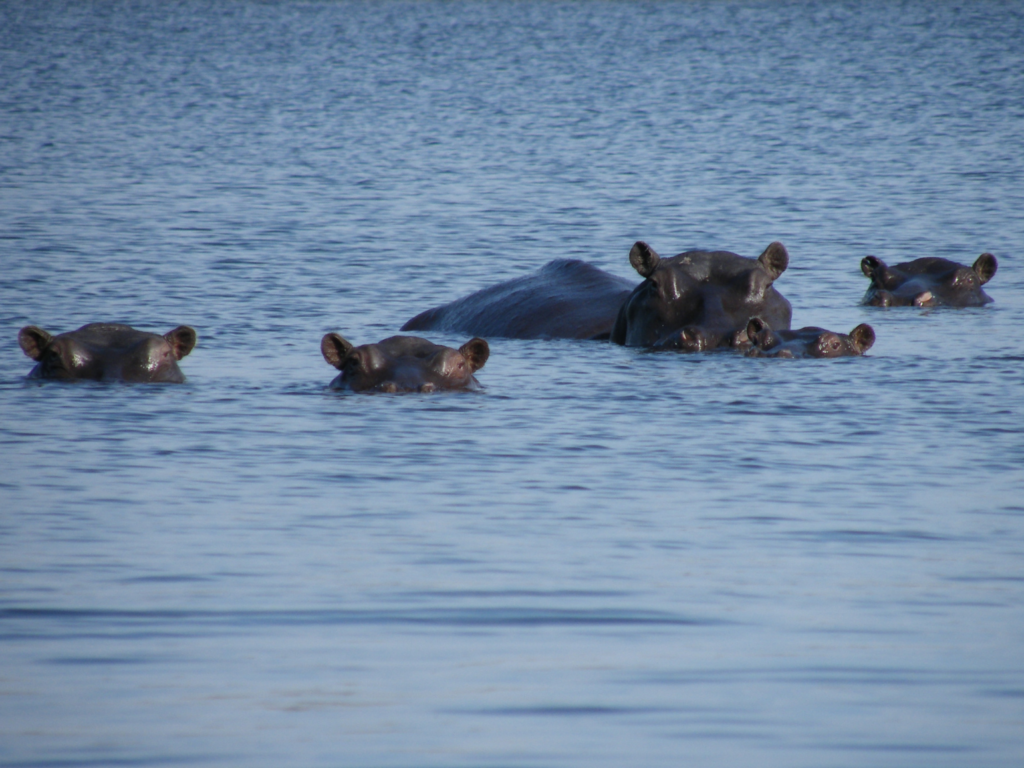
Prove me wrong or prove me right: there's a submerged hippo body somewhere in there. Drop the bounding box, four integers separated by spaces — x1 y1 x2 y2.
611 241 793 350
321 333 489 392
745 317 875 358
18 323 197 382
402 259 635 340
860 254 997 307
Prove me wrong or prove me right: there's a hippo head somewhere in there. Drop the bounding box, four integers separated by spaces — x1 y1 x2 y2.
321 333 489 392
746 317 875 358
610 241 793 350
19 323 196 382
860 253 997 307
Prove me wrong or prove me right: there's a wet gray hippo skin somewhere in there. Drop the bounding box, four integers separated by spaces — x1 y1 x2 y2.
860 254 997 307
402 259 635 340
19 323 197 382
321 334 489 393
610 241 793 350
745 317 875 358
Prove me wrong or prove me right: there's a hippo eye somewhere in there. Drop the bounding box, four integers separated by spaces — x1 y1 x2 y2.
43 349 67 370
953 271 975 288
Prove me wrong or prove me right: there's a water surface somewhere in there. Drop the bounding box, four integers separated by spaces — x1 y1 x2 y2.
2 1 1023 766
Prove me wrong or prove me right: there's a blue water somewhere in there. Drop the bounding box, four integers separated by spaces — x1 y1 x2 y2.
2 1 1024 766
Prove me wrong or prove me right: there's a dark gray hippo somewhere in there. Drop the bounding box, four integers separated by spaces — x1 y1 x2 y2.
860 254 997 307
321 333 489 393
403 240 792 350
745 317 875 358
18 323 197 382
402 259 635 340
610 241 792 350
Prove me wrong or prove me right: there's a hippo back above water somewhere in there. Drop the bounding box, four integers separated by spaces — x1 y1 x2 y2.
611 241 792 350
321 333 489 393
860 253 997 307
19 323 197 382
402 259 635 340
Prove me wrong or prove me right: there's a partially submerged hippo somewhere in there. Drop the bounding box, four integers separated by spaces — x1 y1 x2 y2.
860 253 997 307
403 240 792 350
611 241 792 350
402 259 635 340
19 323 197 382
321 333 489 392
745 317 875 358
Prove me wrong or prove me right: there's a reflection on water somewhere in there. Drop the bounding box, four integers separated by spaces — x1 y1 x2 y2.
2 1 1024 766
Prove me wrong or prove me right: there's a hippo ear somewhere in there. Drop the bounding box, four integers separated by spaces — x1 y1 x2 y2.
861 256 884 277
459 338 490 372
973 253 997 285
629 241 661 278
849 323 875 354
18 326 53 361
164 326 197 360
321 333 354 369
746 317 771 346
757 242 788 280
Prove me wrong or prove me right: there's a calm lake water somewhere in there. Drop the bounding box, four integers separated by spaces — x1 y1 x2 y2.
2 1 1023 766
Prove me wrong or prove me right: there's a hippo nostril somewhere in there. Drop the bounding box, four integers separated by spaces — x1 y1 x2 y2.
678 328 704 352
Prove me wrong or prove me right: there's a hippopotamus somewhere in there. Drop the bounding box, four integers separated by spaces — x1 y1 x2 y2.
745 317 875 358
321 333 489 392
402 259 635 340
18 323 197 382
610 240 792 349
860 253 997 307
403 240 792 350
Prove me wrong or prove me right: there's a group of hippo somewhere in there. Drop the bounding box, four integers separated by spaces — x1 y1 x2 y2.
19 244 999 391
